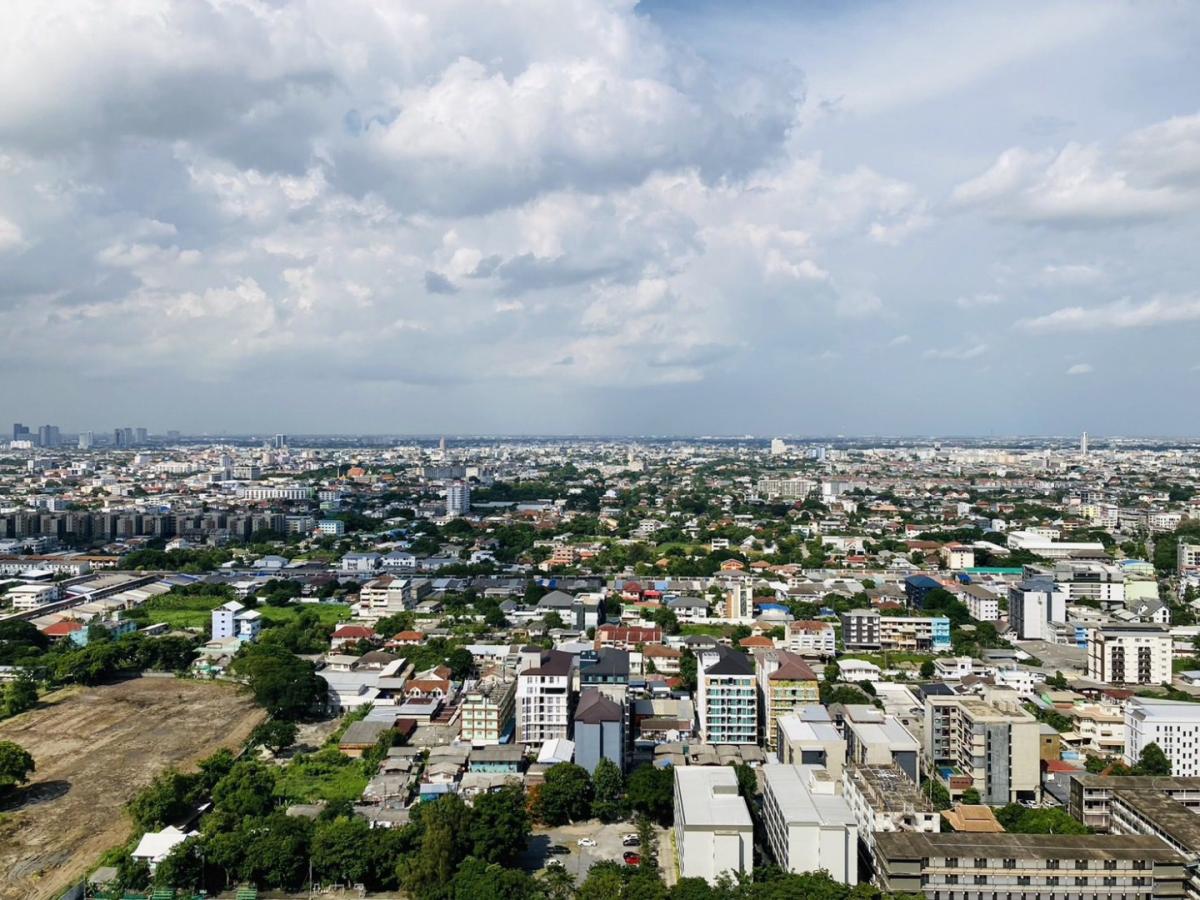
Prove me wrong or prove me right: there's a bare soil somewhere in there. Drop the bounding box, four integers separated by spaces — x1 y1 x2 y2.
0 675 266 900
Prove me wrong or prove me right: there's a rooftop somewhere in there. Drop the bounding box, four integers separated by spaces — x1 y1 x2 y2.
875 831 1185 863
675 767 753 830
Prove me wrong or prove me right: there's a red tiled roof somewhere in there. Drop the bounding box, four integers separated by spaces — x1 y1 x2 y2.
332 625 376 638
43 620 84 636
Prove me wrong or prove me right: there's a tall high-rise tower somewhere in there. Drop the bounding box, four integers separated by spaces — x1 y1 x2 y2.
1080 431 1089 456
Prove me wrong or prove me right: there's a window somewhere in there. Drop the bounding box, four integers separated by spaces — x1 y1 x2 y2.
975 858 987 868
1075 860 1088 870
1047 859 1059 870
1004 858 1016 869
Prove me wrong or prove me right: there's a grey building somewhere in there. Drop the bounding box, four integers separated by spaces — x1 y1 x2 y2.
574 689 625 774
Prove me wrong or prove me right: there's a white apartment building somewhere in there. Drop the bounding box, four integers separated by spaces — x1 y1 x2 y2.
842 764 939 878
959 585 1000 622
445 481 471 517
1124 697 1200 776
460 677 516 746
317 519 345 536
1179 541 1200 577
515 650 573 746
211 600 262 643
1052 562 1126 606
7 583 62 611
787 620 837 658
696 645 757 745
761 764 857 884
237 485 313 501
357 576 412 617
1008 579 1066 640
1088 625 1172 686
755 477 816 501
674 767 753 885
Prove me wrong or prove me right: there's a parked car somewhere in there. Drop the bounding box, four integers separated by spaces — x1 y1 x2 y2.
577 837 597 847
548 845 570 855
622 836 640 847
623 852 641 866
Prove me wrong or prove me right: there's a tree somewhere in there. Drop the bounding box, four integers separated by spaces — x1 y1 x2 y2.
233 643 327 720
240 812 314 891
127 769 196 830
919 660 935 679
154 837 204 890
679 650 697 693
447 647 475 680
470 782 531 864
1045 671 1069 690
627 763 674 826
312 815 373 884
959 787 981 805
537 762 593 825
824 661 840 684
591 758 626 822
250 720 299 755
577 861 628 900
1134 742 1172 776
650 606 681 636
211 760 277 819
0 740 34 793
2 674 38 717
543 610 565 630
730 762 756 800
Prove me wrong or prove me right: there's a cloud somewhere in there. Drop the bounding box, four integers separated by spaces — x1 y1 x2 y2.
923 343 988 361
423 271 458 295
888 334 911 346
1066 363 1093 375
955 292 1002 309
1036 263 1103 286
1018 295 1200 332
950 113 1200 227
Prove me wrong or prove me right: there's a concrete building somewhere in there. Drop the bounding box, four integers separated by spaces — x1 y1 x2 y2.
924 695 1040 804
459 677 515 746
357 576 412 617
839 705 921 784
674 767 753 885
573 688 625 774
873 832 1187 900
1088 624 1172 686
1008 579 1066 641
211 600 261 643
516 649 573 746
787 620 837 658
761 764 858 884
842 610 951 652
777 708 847 774
1178 541 1200 577
755 650 819 752
959 584 1000 622
1052 561 1126 606
841 609 881 650
696 644 757 745
446 481 471 517
842 764 939 880
1125 698 1200 776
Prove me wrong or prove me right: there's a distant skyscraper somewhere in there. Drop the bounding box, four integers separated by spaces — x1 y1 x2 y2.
446 481 471 517
273 434 288 449
770 437 787 455
439 435 447 453
78 431 94 450
12 423 29 442
37 425 60 448
1081 431 1089 456
135 427 148 445
114 428 128 449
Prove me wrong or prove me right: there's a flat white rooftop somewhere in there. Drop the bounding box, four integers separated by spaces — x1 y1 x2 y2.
675 767 753 830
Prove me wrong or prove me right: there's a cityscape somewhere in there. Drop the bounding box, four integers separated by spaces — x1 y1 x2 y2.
4 1 1200 900
3 430 1200 899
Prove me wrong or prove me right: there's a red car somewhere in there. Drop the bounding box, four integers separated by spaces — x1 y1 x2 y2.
623 852 641 866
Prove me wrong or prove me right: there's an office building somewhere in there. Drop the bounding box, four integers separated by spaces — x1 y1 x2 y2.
12 423 29 442
761 764 857 884
1125 698 1200 776
273 433 288 449
1088 624 1172 685
37 425 61 448
696 644 757 745
1008 579 1066 640
78 431 94 450
516 649 573 746
756 649 819 751
873 832 1186 900
1051 561 1126 606
840 610 950 652
755 477 816 501
135 427 148 445
317 519 345 536
924 695 1040 804
460 677 516 746
674 767 753 885
770 437 787 455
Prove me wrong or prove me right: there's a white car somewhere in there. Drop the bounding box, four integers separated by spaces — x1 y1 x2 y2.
577 837 597 847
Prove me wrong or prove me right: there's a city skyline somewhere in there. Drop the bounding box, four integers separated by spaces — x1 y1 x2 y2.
2 1 1199 433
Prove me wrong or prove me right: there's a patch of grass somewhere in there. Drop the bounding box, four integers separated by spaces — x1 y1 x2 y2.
679 623 731 638
274 746 369 805
135 596 352 633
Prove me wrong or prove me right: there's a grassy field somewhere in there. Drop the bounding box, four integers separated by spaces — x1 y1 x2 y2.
273 746 370 805
0 677 265 900
136 595 351 632
679 623 732 638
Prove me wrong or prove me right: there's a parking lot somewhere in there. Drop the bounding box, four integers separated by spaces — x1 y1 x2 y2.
520 819 674 887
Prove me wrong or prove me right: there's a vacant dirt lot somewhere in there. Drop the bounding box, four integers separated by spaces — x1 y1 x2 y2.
0 676 266 900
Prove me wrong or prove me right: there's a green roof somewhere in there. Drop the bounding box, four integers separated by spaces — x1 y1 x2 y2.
964 567 1023 575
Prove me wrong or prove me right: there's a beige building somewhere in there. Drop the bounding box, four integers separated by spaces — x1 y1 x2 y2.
1088 624 1173 685
459 677 516 746
924 695 1041 805
755 650 819 752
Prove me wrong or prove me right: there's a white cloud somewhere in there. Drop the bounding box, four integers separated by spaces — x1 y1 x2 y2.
888 334 912 346
1018 295 1200 332
955 292 1002 309
1066 363 1093 375
923 343 988 361
1036 263 1104 285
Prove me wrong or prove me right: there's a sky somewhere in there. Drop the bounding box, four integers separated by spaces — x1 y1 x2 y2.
2 0 1199 436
